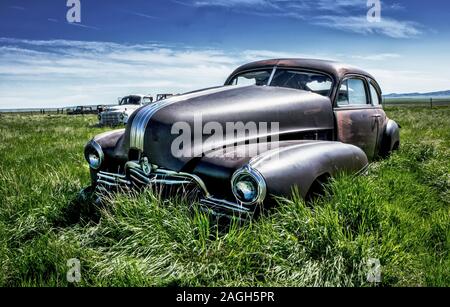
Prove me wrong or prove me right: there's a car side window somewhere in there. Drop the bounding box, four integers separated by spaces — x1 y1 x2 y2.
143 97 153 104
337 78 368 107
369 83 380 106
337 81 349 106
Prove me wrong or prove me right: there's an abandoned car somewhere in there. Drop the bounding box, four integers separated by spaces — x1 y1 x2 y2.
84 59 400 218
98 94 153 126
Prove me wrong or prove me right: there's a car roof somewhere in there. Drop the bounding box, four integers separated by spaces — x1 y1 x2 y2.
227 58 376 81
125 94 151 98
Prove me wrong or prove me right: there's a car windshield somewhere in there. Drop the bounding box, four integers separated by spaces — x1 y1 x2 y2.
229 68 333 97
120 96 141 105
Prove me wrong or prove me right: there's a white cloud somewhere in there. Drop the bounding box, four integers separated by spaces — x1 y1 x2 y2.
0 38 447 109
177 0 422 38
0 39 264 108
369 68 450 94
351 53 400 61
313 15 421 38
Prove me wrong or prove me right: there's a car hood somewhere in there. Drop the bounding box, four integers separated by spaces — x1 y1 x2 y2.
106 105 140 113
123 85 334 171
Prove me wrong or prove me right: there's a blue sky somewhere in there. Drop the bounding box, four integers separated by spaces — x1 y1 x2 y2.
1 0 449 108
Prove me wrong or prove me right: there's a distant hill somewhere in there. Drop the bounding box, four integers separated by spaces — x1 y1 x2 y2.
384 90 450 98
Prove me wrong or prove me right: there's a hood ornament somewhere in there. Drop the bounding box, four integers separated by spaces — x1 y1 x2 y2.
140 157 151 175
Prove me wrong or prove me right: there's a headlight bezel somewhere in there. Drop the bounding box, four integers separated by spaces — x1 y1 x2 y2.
84 140 104 170
231 166 266 205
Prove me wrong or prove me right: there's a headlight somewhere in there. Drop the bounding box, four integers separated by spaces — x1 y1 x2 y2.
231 166 266 205
84 140 104 170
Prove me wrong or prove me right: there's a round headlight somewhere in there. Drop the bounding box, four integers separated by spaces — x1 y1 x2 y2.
84 140 104 170
231 166 266 205
88 152 101 169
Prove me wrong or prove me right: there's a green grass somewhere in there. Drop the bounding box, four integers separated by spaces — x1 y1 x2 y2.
0 107 449 287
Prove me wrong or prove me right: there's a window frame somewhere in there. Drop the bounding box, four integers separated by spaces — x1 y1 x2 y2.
367 79 383 107
142 96 153 104
334 74 371 109
225 66 336 98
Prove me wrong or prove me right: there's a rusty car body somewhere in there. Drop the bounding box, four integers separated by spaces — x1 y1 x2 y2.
83 59 400 218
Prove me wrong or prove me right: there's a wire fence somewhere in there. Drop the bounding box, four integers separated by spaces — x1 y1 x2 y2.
0 105 108 115
383 98 450 108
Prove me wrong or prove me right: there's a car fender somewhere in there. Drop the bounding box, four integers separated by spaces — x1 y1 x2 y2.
248 141 369 199
93 129 125 149
379 119 400 157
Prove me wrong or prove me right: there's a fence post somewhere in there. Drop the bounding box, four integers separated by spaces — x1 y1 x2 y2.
430 98 433 109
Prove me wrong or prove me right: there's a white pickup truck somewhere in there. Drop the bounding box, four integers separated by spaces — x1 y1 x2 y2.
98 94 153 126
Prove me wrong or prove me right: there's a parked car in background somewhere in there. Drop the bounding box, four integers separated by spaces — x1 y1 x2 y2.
67 106 97 115
98 94 153 126
96 105 108 114
156 93 174 101
83 59 400 219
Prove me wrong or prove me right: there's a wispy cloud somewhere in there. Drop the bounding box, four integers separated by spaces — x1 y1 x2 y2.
176 0 422 38
313 16 421 38
67 22 100 30
351 53 400 61
0 39 238 108
9 5 25 10
0 38 335 108
0 38 447 108
121 9 161 20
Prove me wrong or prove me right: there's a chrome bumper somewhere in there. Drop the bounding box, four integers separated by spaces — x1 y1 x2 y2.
94 161 253 219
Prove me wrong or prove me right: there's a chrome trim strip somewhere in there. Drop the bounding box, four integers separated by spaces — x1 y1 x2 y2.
129 86 245 151
97 173 130 185
267 66 277 85
200 198 251 214
153 169 211 197
152 179 193 185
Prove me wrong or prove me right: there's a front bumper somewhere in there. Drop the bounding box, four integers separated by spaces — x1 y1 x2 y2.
93 160 254 219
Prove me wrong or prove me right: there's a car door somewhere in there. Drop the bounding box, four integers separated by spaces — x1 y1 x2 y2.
367 79 387 156
334 76 379 160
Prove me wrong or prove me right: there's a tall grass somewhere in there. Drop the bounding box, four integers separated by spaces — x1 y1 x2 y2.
0 107 448 287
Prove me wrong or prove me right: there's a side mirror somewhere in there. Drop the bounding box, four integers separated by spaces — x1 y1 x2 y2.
117 97 122 104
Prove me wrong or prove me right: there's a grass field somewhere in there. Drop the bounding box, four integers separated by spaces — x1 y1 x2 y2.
0 106 449 287
384 98 450 107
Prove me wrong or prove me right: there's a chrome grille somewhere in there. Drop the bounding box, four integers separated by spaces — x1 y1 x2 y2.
95 162 253 218
97 171 131 187
95 161 209 195
100 112 122 125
